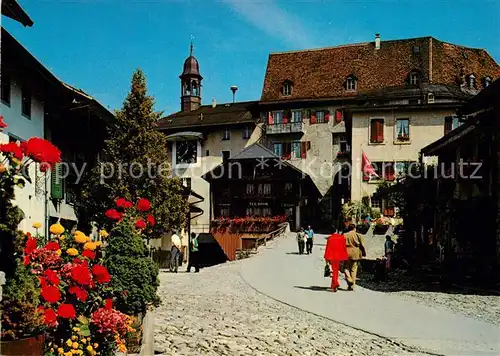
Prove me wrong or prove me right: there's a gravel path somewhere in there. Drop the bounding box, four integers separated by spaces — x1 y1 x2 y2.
361 233 500 326
154 261 426 356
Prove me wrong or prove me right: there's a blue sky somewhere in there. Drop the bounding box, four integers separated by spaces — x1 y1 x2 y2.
4 0 500 116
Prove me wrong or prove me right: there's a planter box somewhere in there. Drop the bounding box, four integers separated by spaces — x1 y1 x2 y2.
0 334 44 356
373 225 390 235
356 225 370 234
116 309 154 356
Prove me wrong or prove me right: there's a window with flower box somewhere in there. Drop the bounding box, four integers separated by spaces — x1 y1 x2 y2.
291 110 302 123
272 141 309 160
395 118 410 142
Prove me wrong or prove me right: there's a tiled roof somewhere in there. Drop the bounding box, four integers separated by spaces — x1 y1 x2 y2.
157 101 259 130
261 36 500 102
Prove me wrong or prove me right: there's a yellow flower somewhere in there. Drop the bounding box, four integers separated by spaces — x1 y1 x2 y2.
32 222 42 229
87 337 91 342
66 248 79 256
83 242 96 251
71 335 77 341
66 339 73 347
99 230 109 238
56 249 62 256
58 348 64 354
0 164 6 173
74 231 89 244
73 327 80 332
65 352 73 356
59 235 66 241
81 338 87 344
72 342 79 349
93 343 98 349
95 241 102 247
50 223 65 235
86 345 93 352
50 348 55 353
118 343 127 353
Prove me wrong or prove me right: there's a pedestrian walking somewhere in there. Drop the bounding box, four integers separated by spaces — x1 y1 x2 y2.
384 235 395 270
305 225 314 254
324 230 348 292
186 232 200 273
296 227 306 254
170 230 182 273
343 223 366 290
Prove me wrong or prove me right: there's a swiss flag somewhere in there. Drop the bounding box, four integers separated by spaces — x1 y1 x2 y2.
362 151 378 180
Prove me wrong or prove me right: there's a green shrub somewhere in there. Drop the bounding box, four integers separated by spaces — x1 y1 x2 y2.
104 222 160 316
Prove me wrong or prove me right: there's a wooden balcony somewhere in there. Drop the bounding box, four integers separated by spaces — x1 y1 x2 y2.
265 122 305 135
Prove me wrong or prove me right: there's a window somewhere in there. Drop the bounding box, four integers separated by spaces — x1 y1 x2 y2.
371 197 381 209
220 206 230 217
246 184 255 195
1 74 11 105
468 74 476 89
484 76 492 88
283 81 292 96
272 143 283 156
370 118 384 143
242 126 251 139
315 111 325 123
221 150 230 161
206 149 210 156
263 183 272 195
444 116 461 135
175 140 198 165
291 110 302 123
222 127 231 140
21 87 31 118
409 72 419 85
395 118 410 142
273 141 308 159
370 162 395 181
291 142 301 159
427 92 435 104
346 77 357 91
284 183 293 192
272 111 283 124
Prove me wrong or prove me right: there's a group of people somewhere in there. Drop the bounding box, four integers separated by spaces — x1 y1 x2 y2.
323 223 366 292
170 231 200 273
296 225 315 255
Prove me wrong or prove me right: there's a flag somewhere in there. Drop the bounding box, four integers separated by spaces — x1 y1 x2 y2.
362 151 378 179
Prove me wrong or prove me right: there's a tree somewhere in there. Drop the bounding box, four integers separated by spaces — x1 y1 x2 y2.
78 69 188 236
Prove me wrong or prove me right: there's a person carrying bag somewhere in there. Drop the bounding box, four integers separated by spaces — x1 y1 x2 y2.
343 223 366 290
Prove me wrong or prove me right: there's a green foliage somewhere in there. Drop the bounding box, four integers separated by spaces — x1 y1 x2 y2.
342 200 372 224
104 222 160 316
77 69 188 237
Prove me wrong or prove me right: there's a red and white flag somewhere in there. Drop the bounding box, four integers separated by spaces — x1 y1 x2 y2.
362 151 378 179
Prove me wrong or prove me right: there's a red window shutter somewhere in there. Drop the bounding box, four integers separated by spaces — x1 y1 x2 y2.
324 111 330 123
268 112 273 125
335 110 343 123
376 120 384 142
301 141 307 158
283 116 288 124
311 114 317 124
370 120 378 143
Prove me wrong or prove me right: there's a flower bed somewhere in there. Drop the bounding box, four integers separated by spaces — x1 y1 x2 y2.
210 216 288 234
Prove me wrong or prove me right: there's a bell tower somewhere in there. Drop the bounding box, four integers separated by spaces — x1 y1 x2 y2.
180 42 203 112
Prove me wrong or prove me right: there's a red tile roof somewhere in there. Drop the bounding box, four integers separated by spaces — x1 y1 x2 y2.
261 36 500 102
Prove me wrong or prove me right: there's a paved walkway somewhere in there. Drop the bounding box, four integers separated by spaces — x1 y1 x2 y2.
239 233 500 356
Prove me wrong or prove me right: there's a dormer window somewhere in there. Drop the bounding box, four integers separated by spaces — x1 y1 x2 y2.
345 75 357 91
409 71 419 85
282 81 293 96
484 76 492 88
468 74 476 89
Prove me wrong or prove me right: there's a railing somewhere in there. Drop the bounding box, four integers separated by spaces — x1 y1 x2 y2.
266 122 304 134
253 222 289 249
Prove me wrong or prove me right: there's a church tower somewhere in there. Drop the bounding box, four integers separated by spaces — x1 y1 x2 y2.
180 42 203 112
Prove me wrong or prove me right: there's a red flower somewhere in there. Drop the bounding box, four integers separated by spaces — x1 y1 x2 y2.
24 255 30 266
82 250 96 260
137 198 151 212
41 285 61 304
45 241 60 251
0 142 23 160
146 214 155 226
105 209 123 221
57 304 76 319
92 265 111 284
135 219 146 229
0 115 7 129
70 264 92 285
69 285 88 302
24 137 61 168
116 198 133 209
24 237 37 255
105 299 113 310
44 269 60 285
42 308 57 327
91 308 129 335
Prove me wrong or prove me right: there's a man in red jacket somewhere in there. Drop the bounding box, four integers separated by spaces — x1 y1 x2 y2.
324 230 349 292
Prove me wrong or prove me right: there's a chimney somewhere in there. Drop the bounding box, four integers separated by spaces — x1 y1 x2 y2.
375 33 380 50
230 85 238 103
212 98 216 108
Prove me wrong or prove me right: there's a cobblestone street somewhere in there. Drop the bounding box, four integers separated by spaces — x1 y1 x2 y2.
154 261 425 356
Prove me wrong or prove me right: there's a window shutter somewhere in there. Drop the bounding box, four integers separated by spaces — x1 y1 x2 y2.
310 113 317 124
307 141 311 150
301 141 307 158
268 112 273 125
376 120 384 142
51 163 64 199
444 116 452 135
335 110 343 123
385 163 395 181
324 111 330 123
370 120 378 143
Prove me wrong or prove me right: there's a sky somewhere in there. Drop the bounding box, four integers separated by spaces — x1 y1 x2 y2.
3 0 500 116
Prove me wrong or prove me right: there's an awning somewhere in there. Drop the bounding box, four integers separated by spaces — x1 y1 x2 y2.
2 0 34 27
165 131 203 142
